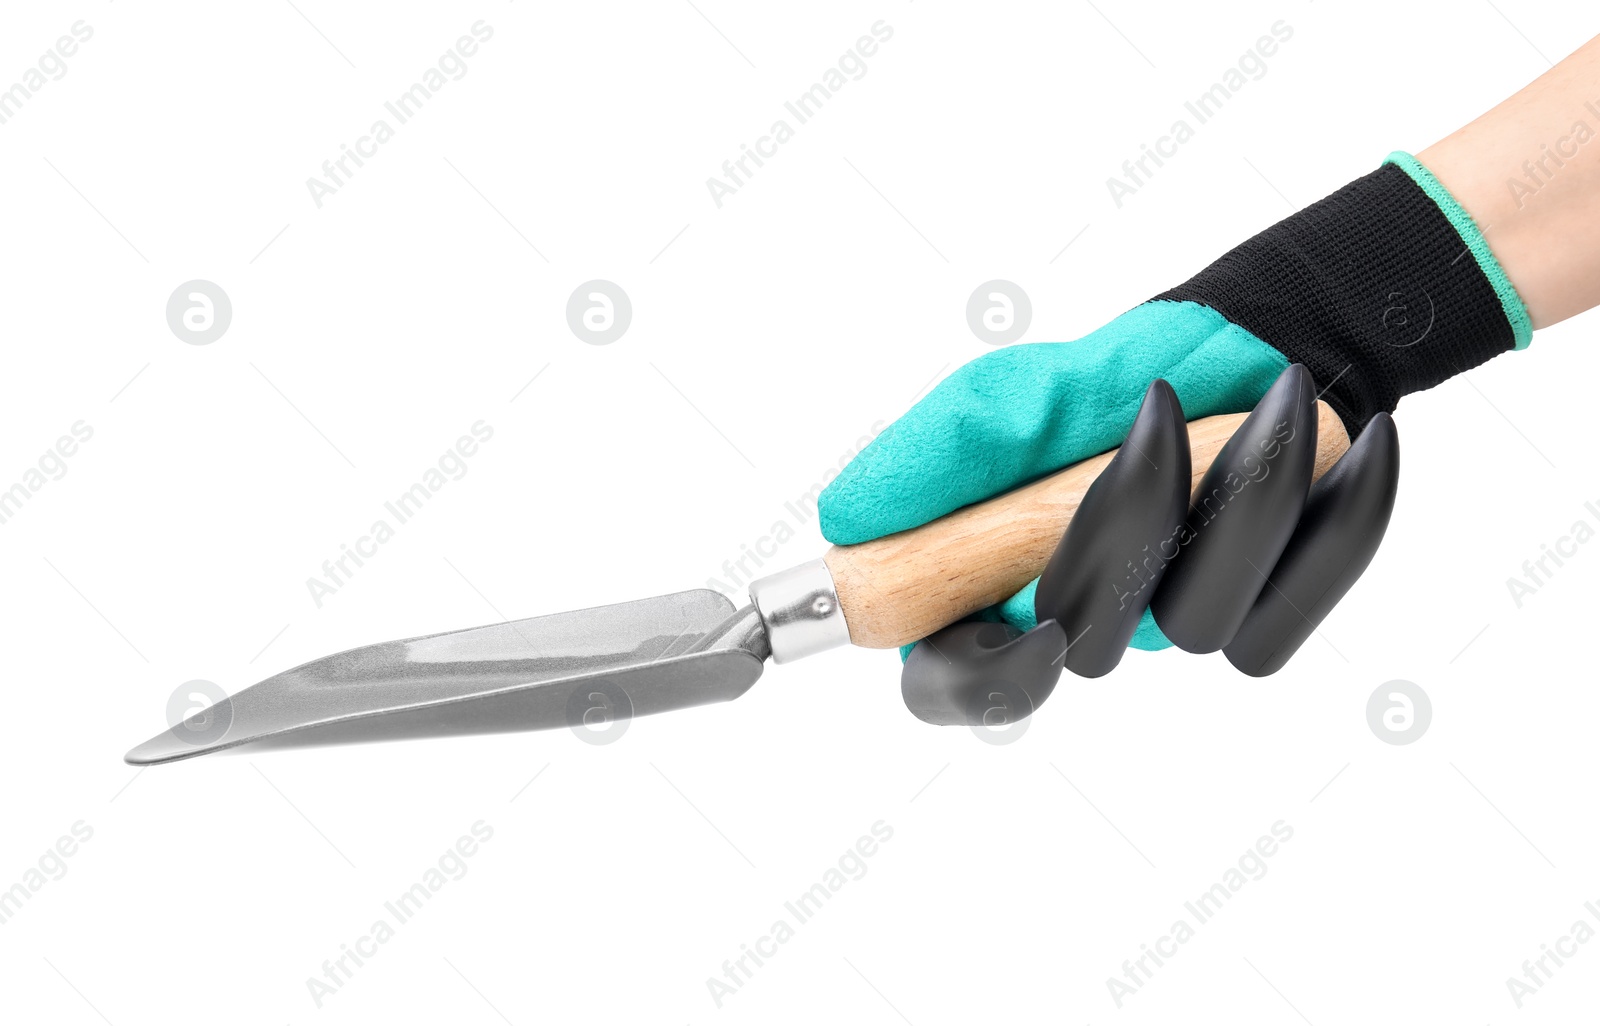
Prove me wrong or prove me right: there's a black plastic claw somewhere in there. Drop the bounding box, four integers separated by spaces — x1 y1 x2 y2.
899 364 1389 726
1223 413 1400 676
1035 379 1191 678
1150 364 1320 653
901 620 1068 726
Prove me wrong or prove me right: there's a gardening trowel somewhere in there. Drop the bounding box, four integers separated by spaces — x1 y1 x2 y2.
127 391 1357 765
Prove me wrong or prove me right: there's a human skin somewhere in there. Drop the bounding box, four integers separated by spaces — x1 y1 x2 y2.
1421 33 1600 329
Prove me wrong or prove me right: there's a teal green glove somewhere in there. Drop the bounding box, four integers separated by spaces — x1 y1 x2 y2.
818 301 1290 653
818 155 1532 660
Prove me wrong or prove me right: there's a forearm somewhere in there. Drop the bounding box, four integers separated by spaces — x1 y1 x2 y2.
1420 34 1600 329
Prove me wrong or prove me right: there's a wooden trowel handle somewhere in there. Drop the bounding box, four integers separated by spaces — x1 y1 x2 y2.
823 401 1350 649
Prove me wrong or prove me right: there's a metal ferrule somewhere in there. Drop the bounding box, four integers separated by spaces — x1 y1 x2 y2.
747 559 851 663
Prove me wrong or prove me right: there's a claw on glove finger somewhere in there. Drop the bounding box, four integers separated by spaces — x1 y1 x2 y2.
1150 364 1320 654
1223 413 1400 676
1035 379 1191 678
901 620 1068 727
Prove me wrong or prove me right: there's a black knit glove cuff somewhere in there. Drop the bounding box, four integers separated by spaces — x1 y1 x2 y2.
1154 155 1532 430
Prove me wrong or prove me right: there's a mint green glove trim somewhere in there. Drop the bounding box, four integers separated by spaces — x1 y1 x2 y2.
1385 150 1533 350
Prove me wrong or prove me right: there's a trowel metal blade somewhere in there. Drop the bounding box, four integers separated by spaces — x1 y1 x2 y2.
125 589 769 765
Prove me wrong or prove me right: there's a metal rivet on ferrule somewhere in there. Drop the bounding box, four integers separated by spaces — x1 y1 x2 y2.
748 559 852 663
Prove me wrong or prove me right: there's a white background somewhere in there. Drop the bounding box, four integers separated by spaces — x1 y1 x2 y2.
2 1 1597 1022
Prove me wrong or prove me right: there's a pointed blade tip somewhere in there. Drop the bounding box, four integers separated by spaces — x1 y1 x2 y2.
124 729 215 766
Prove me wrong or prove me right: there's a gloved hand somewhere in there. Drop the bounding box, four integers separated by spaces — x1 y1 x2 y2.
818 152 1532 662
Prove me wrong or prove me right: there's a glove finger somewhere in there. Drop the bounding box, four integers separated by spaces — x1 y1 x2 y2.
897 578 1178 665
1034 379 1190 678
1150 365 1319 653
1223 413 1400 675
902 414 1397 672
999 580 1174 651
